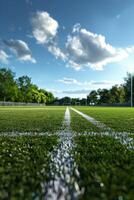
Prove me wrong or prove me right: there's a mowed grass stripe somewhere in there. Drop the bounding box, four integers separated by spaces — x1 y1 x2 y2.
75 106 134 133
0 106 66 133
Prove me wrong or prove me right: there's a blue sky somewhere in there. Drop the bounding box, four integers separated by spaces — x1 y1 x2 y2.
0 0 134 98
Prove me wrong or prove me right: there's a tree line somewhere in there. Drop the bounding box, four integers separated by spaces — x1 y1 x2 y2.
0 68 55 104
0 68 133 105
55 73 134 106
87 73 134 105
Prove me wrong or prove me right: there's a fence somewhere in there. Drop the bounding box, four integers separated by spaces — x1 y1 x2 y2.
0 101 46 106
98 103 131 107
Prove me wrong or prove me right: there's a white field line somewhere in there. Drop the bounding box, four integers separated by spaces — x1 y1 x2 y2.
70 107 112 131
0 108 71 137
0 132 54 137
70 107 134 150
45 107 84 200
75 132 134 150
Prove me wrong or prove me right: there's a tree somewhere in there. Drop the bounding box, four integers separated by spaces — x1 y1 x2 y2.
97 89 110 104
109 85 125 103
17 76 33 102
0 68 56 103
87 90 98 105
59 97 71 105
0 68 18 101
32 89 47 103
71 98 80 105
80 98 87 105
124 73 134 104
39 89 54 104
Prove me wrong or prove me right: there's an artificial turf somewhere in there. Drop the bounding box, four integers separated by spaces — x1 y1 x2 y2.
73 135 134 200
0 135 58 199
70 109 101 133
75 106 134 132
0 106 65 133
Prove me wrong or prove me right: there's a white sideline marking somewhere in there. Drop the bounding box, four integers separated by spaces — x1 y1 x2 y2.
75 132 134 150
71 107 112 131
45 107 84 200
63 106 71 128
70 107 134 150
0 132 54 137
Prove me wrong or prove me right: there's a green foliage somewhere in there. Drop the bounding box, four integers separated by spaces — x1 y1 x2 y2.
0 68 18 101
86 73 134 105
124 73 134 104
0 68 55 104
87 85 126 105
87 90 98 105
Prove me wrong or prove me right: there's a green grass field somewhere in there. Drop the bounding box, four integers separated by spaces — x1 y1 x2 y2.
0 106 65 133
73 135 134 200
70 109 100 133
0 135 58 199
75 106 134 132
0 106 134 199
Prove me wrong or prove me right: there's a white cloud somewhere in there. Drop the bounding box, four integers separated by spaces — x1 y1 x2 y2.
58 77 82 85
46 88 90 98
58 77 122 88
50 78 123 98
72 23 81 33
62 89 90 94
31 11 59 45
66 27 128 70
3 39 36 63
0 50 9 64
48 45 66 61
31 11 67 61
31 12 134 71
126 46 134 53
19 54 36 63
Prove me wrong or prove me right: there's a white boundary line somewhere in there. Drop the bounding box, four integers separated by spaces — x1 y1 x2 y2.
70 107 134 150
45 107 84 200
70 107 112 131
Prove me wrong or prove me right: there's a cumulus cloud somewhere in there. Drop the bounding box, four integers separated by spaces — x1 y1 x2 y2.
0 50 9 64
31 11 67 61
3 39 36 63
31 11 134 71
48 45 66 61
31 11 59 45
72 23 81 33
66 27 129 70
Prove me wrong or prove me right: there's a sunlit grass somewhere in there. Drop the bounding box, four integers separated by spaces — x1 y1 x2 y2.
0 106 65 133
70 109 101 133
75 106 134 132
